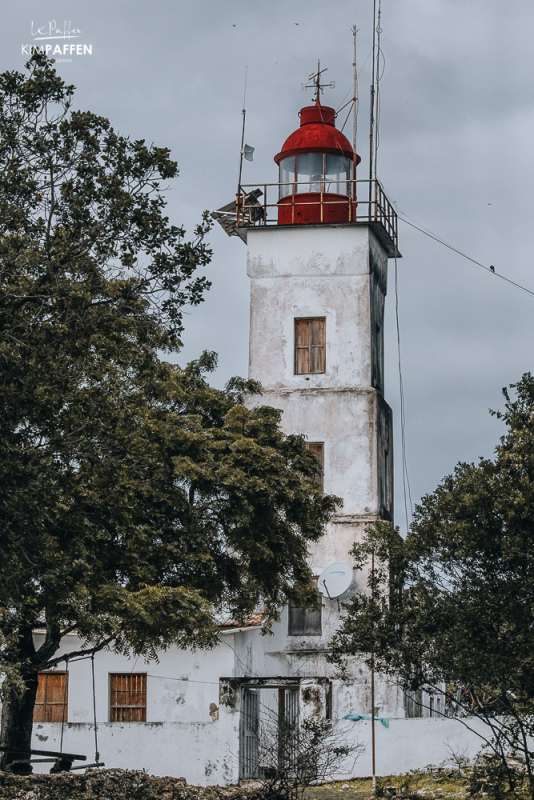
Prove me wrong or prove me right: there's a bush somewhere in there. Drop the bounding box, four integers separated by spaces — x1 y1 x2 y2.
0 768 243 800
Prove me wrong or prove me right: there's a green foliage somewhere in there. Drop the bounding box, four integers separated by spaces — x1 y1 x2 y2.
330 374 534 796
0 52 339 736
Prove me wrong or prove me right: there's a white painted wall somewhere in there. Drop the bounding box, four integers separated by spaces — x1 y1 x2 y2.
29 631 241 784
30 704 493 783
247 225 381 391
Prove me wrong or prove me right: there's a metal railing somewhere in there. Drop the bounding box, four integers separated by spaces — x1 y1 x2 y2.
234 179 398 250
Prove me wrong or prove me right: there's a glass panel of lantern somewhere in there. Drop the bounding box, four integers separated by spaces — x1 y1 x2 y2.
324 155 351 195
279 156 296 199
296 153 324 193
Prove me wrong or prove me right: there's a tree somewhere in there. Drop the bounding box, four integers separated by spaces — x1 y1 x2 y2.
254 713 362 800
0 55 339 770
330 374 534 799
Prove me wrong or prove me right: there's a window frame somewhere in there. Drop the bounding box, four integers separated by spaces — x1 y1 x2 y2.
288 578 322 637
34 670 68 723
294 317 326 375
306 441 324 491
109 672 147 722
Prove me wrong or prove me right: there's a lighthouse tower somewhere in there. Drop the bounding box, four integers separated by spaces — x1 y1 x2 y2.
218 80 404 782
242 93 397 579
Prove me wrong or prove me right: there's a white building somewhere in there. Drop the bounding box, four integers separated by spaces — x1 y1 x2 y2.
28 93 487 783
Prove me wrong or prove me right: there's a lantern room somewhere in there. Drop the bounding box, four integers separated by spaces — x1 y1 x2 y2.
274 99 361 225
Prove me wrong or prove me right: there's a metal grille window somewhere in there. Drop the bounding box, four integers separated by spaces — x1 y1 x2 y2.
109 673 147 722
34 671 68 723
295 318 326 375
306 442 324 490
288 583 322 636
240 688 259 779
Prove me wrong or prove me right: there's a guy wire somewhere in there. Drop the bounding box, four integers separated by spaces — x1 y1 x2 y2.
394 252 413 532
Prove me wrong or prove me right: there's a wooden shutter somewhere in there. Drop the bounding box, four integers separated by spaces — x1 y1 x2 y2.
295 318 325 374
109 673 147 722
310 318 326 373
34 672 68 723
306 442 324 490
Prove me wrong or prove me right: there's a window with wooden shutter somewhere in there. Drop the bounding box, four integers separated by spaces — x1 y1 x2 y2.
295 318 326 374
306 442 324 490
109 673 147 722
34 671 68 723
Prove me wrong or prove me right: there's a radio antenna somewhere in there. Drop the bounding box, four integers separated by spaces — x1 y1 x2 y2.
374 0 382 181
352 26 359 191
368 0 377 214
237 66 248 196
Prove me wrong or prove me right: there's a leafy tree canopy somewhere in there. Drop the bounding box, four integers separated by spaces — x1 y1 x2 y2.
330 374 534 795
0 54 339 767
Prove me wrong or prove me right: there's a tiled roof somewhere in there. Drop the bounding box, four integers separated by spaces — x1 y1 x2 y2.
218 612 265 629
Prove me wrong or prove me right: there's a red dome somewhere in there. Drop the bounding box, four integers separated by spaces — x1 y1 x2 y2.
274 100 359 164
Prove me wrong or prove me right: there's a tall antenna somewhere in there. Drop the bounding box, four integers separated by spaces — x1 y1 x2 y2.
368 0 377 214
237 66 248 195
373 0 382 181
352 26 359 194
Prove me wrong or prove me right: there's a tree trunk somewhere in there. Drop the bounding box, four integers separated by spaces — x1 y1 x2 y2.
0 670 39 772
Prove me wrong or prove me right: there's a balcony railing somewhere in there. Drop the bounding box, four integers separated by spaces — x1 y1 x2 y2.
229 179 398 254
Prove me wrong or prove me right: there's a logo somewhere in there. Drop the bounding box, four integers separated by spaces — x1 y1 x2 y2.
22 21 93 62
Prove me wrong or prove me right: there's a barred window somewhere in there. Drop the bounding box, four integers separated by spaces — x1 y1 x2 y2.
109 673 147 722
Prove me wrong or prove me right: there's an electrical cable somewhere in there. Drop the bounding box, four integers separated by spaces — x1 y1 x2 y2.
146 674 221 685
394 254 413 531
397 212 534 299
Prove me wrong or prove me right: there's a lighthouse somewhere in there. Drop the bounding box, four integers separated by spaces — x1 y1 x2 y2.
216 74 404 782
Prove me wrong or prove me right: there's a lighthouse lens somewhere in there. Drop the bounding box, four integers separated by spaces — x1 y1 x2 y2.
296 153 323 193
279 156 296 199
325 155 351 195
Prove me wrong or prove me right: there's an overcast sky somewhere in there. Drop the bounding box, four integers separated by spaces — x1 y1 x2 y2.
4 0 534 533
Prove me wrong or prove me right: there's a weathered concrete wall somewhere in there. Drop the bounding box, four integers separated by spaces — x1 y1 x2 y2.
32 632 234 726
246 224 393 569
328 716 491 778
29 632 240 784
28 715 490 783
31 721 238 785
247 225 385 392
239 222 399 731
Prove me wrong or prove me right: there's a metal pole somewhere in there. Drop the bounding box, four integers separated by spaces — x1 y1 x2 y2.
368 0 377 219
371 551 376 793
237 67 248 196
374 2 382 182
352 25 358 207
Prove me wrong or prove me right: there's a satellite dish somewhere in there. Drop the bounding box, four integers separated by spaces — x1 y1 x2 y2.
317 563 353 599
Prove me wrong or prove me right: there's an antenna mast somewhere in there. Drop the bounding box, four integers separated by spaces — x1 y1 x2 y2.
368 0 377 215
352 25 359 191
374 0 382 182
237 66 248 196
